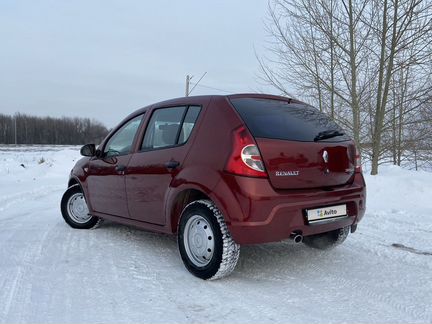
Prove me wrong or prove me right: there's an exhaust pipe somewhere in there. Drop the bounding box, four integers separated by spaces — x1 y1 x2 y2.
290 232 303 244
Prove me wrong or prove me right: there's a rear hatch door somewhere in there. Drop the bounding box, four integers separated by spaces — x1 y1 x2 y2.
230 97 356 189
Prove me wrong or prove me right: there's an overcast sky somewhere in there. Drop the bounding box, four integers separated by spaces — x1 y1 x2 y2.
0 1 275 127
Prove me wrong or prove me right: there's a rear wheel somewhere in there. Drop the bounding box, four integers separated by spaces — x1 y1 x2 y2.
61 185 102 229
178 200 240 280
303 226 350 250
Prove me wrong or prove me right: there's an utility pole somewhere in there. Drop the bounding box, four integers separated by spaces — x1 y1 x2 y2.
185 72 207 97
185 75 190 97
14 114 17 145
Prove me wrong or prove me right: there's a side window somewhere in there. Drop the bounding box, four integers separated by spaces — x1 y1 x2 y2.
141 106 201 150
179 106 201 144
104 115 143 157
141 106 186 150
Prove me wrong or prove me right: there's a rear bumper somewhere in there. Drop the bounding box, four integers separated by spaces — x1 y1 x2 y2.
212 173 366 245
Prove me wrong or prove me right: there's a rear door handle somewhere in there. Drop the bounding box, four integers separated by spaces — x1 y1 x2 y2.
115 164 127 174
165 160 180 169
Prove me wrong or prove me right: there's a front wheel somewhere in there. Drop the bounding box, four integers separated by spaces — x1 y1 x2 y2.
61 185 102 229
178 200 240 280
303 226 350 250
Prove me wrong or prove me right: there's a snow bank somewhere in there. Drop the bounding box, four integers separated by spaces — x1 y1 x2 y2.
360 166 432 267
365 164 432 213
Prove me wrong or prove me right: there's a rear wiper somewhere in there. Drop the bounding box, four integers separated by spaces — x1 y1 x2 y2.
314 130 344 142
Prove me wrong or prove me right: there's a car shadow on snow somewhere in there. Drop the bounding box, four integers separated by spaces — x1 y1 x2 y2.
235 242 342 280
87 221 346 281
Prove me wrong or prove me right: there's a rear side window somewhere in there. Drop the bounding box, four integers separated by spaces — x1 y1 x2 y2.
179 106 200 144
230 98 350 142
141 105 201 150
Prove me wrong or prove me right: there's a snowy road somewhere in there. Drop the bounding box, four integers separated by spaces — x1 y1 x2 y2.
0 146 431 323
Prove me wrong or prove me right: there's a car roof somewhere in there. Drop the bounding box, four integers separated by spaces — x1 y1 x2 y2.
153 93 299 106
130 93 301 117
112 93 305 135
107 93 307 143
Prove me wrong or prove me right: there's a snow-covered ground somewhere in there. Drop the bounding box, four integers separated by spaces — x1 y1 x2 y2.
0 145 431 323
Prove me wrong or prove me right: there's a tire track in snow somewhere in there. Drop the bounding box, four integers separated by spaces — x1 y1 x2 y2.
350 231 432 271
340 243 430 321
0 268 24 321
0 185 63 214
0 174 70 323
0 199 63 323
113 225 239 323
240 242 430 322
123 228 192 323
391 243 432 256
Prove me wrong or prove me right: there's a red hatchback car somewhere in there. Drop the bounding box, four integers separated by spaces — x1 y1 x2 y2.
61 94 366 280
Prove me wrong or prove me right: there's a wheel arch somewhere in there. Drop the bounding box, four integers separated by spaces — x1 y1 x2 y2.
167 187 211 234
67 176 94 213
68 177 80 188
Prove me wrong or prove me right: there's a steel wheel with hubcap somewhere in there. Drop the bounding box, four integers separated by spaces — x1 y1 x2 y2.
67 192 92 224
178 199 240 280
183 215 215 267
61 185 102 229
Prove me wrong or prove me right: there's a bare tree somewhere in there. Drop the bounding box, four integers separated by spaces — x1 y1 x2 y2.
258 0 374 147
368 0 432 174
259 0 432 174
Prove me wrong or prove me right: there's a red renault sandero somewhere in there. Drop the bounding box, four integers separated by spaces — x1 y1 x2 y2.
61 94 366 280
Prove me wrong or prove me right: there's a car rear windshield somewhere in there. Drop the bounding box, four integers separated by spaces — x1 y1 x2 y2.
230 98 350 142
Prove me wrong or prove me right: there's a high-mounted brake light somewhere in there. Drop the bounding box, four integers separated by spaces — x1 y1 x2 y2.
355 147 362 173
225 126 267 178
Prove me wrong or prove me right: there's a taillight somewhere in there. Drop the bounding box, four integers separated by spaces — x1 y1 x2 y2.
355 147 362 173
225 126 267 178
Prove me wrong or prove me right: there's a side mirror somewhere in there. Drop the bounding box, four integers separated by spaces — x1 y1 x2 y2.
80 144 96 157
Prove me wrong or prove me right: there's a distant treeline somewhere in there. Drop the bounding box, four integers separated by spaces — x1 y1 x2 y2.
0 113 109 145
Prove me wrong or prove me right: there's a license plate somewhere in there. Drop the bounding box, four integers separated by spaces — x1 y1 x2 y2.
307 204 347 222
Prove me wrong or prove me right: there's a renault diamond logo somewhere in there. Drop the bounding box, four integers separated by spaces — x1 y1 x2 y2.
322 150 329 163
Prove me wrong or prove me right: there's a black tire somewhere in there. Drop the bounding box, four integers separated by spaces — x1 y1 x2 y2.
303 226 350 250
61 185 102 229
178 199 240 280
